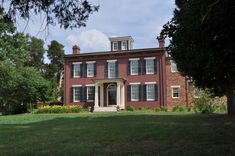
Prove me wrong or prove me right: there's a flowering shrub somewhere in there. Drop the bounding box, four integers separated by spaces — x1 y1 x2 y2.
36 105 88 113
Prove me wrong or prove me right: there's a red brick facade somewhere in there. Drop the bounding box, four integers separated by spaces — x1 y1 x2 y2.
64 37 193 110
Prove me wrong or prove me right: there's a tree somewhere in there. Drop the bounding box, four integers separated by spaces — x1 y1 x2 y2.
161 0 235 115
1 0 99 29
26 36 45 72
46 40 65 101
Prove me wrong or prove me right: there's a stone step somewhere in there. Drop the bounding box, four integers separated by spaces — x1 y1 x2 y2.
94 107 117 112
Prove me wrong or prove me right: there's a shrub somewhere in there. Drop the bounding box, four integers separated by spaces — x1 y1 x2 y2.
172 104 188 112
155 107 168 112
126 105 134 111
36 105 87 114
138 107 154 112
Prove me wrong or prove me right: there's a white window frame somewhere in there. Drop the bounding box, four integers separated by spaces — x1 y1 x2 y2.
107 60 117 78
122 41 127 50
86 84 95 102
144 57 155 74
129 58 139 75
129 82 140 101
113 42 118 51
86 61 96 77
72 85 82 102
170 60 178 72
145 82 156 101
73 62 82 78
171 85 180 98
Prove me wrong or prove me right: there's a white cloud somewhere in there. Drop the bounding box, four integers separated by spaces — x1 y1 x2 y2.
66 29 110 53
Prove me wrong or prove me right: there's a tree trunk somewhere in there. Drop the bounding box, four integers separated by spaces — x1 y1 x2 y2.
226 88 235 115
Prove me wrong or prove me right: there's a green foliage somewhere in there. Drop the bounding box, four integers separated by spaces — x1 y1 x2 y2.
155 107 168 112
36 105 87 114
161 0 235 114
126 105 134 111
1 0 99 29
172 104 189 112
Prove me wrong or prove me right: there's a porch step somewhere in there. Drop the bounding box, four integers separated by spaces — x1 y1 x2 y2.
94 107 117 112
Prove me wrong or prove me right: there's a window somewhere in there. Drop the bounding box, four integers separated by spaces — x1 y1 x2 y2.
171 60 178 72
73 62 82 77
73 86 82 102
86 61 95 77
113 42 118 51
172 86 180 98
131 84 139 101
87 86 95 102
107 60 117 78
145 58 155 74
122 41 127 50
146 84 155 100
130 58 139 75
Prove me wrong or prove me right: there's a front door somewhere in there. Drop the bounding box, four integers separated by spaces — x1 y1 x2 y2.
107 84 117 106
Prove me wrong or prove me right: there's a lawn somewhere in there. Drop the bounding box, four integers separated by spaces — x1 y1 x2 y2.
0 112 235 156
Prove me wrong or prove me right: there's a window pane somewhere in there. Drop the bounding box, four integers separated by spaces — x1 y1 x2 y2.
172 87 179 98
73 87 80 101
146 59 154 74
87 63 94 77
122 41 127 50
74 64 80 77
108 62 116 78
147 84 155 100
130 60 138 75
113 42 118 51
87 86 94 101
171 61 178 72
131 85 139 100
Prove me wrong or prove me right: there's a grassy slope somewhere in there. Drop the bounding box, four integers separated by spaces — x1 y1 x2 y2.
0 112 235 156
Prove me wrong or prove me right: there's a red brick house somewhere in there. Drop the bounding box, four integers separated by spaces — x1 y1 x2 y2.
64 36 192 111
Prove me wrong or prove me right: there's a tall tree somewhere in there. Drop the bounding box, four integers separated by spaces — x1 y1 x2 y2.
161 0 235 115
1 0 99 29
46 40 65 101
26 36 45 72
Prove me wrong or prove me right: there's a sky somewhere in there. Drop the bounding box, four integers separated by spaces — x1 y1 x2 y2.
17 0 175 55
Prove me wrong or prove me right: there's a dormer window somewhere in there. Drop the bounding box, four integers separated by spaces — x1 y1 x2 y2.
113 42 118 51
122 41 127 50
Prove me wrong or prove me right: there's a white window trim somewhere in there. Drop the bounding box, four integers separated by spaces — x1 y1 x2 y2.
170 60 178 73
113 42 118 51
107 59 117 63
122 41 127 50
73 63 82 78
72 85 82 87
72 62 82 65
86 61 96 64
145 58 155 74
129 58 140 61
73 86 82 102
86 62 95 78
171 85 180 99
146 83 156 101
129 82 141 85
86 85 95 102
145 82 156 84
130 59 139 75
107 61 116 78
86 84 95 87
144 57 156 60
130 84 139 101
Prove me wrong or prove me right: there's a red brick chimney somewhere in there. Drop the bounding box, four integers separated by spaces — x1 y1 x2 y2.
72 45 80 54
157 36 165 48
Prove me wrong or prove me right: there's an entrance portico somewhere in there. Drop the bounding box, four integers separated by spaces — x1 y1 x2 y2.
93 78 125 111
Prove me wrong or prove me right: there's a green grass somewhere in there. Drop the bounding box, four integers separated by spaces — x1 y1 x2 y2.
0 112 235 156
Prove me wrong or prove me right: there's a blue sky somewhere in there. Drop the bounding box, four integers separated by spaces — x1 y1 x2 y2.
17 0 175 54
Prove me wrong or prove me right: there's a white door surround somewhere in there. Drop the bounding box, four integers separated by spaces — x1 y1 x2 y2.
93 78 125 111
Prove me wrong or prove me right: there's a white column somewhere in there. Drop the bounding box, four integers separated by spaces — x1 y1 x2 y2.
117 82 121 106
100 84 104 107
121 84 125 108
94 83 99 108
